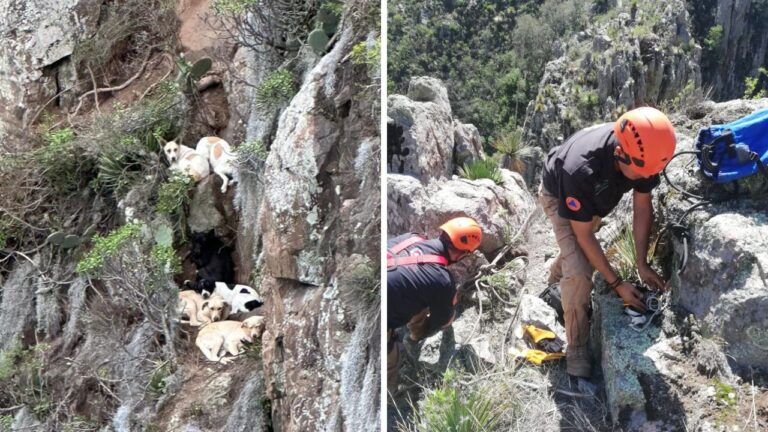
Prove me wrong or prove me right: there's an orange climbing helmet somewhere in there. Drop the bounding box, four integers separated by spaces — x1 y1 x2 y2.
613 107 676 177
439 217 483 252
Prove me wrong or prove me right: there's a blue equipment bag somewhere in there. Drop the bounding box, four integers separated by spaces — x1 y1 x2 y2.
696 108 768 183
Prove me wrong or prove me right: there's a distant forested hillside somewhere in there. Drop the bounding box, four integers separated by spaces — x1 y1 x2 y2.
388 0 591 138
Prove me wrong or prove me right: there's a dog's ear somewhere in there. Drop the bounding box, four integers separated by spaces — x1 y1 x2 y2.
157 136 167 146
202 300 209 311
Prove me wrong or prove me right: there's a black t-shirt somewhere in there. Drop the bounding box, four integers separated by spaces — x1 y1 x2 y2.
542 123 660 222
387 234 455 334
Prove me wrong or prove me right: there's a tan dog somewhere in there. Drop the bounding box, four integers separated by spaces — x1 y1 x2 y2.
195 136 236 193
177 290 227 326
162 140 210 182
195 316 265 364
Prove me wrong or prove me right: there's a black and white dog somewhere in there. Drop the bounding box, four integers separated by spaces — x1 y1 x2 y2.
199 281 264 313
186 230 235 291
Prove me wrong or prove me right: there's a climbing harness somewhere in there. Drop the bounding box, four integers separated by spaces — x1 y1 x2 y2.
386 235 448 270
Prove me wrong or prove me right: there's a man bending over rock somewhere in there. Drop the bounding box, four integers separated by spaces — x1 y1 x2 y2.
540 107 673 384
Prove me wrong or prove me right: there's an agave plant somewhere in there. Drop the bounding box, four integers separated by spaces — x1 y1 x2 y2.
458 159 504 185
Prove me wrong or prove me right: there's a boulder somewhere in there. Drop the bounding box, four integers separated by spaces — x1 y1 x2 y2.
388 78 454 179
660 99 768 374
453 120 485 166
387 169 535 256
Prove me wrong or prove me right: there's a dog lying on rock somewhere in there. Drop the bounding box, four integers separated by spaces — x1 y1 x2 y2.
195 316 265 364
195 136 237 193
200 281 264 314
177 290 227 326
162 139 210 182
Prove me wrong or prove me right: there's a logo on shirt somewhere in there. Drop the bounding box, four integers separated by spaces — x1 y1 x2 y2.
565 197 581 211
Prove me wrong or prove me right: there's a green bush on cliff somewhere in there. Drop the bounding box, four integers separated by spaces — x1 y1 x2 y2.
256 69 296 110
155 172 195 217
76 223 142 275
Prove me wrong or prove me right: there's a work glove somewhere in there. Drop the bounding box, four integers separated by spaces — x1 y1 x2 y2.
523 324 565 353
522 348 565 365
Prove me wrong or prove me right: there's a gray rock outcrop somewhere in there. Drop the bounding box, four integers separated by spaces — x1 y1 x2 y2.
0 0 100 146
388 77 487 181
388 169 534 255
250 15 381 432
660 99 768 373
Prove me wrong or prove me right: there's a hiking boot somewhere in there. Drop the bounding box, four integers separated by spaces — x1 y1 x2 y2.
566 345 591 377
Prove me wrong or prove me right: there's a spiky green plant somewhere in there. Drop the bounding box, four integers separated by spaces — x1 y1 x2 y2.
491 128 537 174
458 159 503 185
405 369 502 432
606 224 639 282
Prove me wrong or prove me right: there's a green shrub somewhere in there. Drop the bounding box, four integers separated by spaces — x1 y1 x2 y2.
459 159 503 185
0 341 50 416
155 172 195 216
212 0 259 15
577 90 600 112
34 128 93 194
151 244 181 275
256 70 295 110
351 37 381 75
410 369 501 432
0 415 13 431
237 140 269 163
743 67 768 99
87 82 182 195
148 362 172 399
76 223 142 275
703 25 723 52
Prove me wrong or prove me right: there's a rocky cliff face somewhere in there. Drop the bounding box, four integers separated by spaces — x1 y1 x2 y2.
704 0 768 100
0 0 100 148
0 0 380 431
252 12 381 430
524 0 701 153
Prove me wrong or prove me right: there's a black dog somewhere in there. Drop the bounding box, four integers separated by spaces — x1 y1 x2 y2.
185 230 235 294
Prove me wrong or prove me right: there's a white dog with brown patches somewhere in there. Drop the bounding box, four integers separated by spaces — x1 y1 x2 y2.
195 136 237 193
195 316 265 364
177 290 227 326
162 140 210 182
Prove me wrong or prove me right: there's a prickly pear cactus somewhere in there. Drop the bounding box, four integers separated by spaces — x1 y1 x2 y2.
47 231 66 245
60 235 81 249
308 29 329 54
